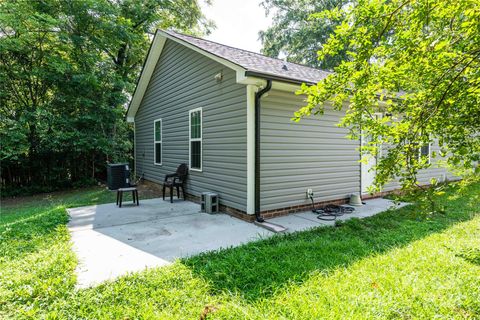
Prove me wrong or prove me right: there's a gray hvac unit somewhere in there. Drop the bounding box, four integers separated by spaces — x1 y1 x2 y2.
201 192 219 213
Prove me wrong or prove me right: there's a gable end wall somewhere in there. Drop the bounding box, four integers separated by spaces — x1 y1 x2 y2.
134 39 248 212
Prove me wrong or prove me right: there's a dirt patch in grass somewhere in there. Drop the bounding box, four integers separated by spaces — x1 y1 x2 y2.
1 180 165 211
1 187 105 209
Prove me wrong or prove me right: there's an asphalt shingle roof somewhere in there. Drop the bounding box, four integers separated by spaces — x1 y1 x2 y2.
164 30 331 84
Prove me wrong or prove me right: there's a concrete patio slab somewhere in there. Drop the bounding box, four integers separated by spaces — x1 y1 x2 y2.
67 197 407 287
268 198 408 233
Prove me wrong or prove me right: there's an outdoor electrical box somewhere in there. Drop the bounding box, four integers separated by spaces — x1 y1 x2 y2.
107 163 130 190
201 192 219 214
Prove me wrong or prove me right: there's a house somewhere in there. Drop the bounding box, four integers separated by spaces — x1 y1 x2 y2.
126 29 453 221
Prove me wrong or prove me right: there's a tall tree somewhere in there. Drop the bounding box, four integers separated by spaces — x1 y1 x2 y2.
0 0 211 195
260 0 348 69
296 0 480 195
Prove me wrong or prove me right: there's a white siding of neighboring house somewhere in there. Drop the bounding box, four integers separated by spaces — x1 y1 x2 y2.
383 142 458 191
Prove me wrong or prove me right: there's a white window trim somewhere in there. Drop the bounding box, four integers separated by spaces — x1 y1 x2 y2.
153 118 162 166
189 107 203 172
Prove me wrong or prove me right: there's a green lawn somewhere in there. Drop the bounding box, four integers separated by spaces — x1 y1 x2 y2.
1 183 479 319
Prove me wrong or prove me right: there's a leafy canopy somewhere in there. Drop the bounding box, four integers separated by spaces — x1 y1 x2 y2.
0 0 211 195
260 0 348 69
297 0 480 192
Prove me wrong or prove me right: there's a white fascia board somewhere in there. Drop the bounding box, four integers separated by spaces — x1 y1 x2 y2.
236 74 266 86
127 30 248 121
126 32 166 122
271 81 303 93
270 81 389 111
159 29 247 76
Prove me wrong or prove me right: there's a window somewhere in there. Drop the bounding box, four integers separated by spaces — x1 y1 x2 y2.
419 143 431 164
406 139 431 166
189 108 202 171
154 119 162 165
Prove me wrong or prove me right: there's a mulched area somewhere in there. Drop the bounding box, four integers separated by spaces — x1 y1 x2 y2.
135 179 164 198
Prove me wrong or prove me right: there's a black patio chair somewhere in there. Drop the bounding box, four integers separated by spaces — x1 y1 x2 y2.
162 163 188 203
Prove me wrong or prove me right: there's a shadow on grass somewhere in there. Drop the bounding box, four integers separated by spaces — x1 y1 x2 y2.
184 183 480 301
456 248 480 266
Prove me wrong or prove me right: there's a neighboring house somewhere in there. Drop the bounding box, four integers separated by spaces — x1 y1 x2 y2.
126 29 453 220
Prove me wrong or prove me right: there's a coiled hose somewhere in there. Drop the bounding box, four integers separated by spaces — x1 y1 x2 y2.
309 195 355 221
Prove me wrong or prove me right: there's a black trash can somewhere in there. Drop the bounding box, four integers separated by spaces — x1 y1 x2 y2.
107 163 130 190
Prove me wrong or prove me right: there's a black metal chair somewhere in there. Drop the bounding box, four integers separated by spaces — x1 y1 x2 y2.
162 163 188 203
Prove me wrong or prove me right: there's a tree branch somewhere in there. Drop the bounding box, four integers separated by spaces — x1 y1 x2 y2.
376 0 411 43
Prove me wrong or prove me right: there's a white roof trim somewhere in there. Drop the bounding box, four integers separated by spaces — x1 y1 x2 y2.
127 33 165 122
126 30 247 122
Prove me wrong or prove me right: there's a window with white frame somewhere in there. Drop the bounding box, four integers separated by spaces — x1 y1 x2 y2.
154 119 162 165
189 108 202 171
419 143 431 164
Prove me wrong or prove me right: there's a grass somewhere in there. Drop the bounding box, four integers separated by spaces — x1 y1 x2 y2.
0 183 479 319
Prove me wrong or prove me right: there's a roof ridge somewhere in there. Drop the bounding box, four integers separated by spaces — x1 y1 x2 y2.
162 29 328 73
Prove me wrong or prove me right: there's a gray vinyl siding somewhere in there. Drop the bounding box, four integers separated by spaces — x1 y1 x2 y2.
260 90 360 211
383 142 458 191
134 39 247 211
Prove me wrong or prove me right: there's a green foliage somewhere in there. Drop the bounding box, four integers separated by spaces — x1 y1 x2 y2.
0 0 211 195
1 182 479 318
260 0 348 69
296 0 480 193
